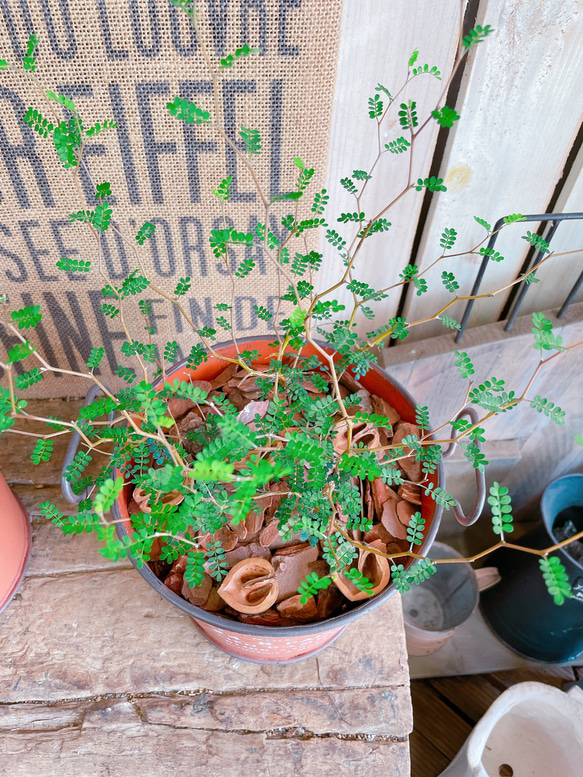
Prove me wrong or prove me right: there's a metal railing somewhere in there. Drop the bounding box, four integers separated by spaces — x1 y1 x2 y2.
456 212 583 343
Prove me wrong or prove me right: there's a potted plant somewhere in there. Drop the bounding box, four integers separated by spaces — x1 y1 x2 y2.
0 2 581 662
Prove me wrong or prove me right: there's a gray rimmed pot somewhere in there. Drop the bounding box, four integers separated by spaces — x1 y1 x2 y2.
480 473 583 663
64 336 485 663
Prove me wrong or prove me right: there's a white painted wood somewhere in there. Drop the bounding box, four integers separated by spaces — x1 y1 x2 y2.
317 0 464 334
404 0 583 341
515 140 583 317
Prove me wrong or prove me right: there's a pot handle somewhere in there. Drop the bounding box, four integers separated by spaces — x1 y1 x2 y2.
474 566 500 592
61 383 114 505
442 406 486 527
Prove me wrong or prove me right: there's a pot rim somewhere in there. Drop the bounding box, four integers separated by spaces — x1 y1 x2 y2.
541 473 583 572
113 335 444 637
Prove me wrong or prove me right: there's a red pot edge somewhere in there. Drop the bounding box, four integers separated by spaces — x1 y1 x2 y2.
112 336 444 639
0 476 32 616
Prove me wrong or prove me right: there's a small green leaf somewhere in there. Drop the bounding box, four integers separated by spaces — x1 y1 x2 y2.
407 511 426 547
440 228 457 251
239 126 261 155
219 43 260 69
368 93 383 118
10 304 42 330
297 572 332 605
503 213 526 224
135 221 156 245
523 231 550 254
432 105 460 127
399 100 418 131
87 347 105 370
385 137 410 154
454 350 475 379
212 175 232 201
440 315 461 331
93 477 124 515
488 481 514 538
56 257 91 273
415 176 446 192
539 556 572 605
441 271 459 292
31 439 53 465
7 341 36 364
462 25 494 49
342 568 374 595
474 216 491 231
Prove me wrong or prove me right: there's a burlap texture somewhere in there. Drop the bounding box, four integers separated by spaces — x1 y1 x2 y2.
0 0 343 398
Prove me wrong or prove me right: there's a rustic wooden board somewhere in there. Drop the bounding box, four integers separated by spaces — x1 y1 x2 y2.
318 0 462 330
409 730 451 777
410 681 472 761
405 0 583 338
28 519 131 577
0 699 410 777
382 302 583 442
0 398 105 486
10 483 79 517
0 567 409 703
136 687 412 737
428 675 502 723
489 666 577 690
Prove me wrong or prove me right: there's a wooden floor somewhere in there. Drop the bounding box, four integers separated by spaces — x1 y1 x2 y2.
410 664 583 777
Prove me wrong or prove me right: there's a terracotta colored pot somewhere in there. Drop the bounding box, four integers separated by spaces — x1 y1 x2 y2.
0 469 31 614
112 336 444 662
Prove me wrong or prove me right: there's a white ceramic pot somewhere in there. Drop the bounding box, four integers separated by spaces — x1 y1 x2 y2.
438 681 583 777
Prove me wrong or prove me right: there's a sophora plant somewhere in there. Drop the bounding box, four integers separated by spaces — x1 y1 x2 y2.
0 2 580 622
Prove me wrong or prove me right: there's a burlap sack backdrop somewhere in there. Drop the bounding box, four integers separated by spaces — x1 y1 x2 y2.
0 0 342 398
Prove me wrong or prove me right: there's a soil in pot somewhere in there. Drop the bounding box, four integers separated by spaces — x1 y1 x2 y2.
124 351 437 628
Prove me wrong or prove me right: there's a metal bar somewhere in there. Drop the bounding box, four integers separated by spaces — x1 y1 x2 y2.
504 218 561 332
455 218 505 343
456 212 583 342
558 264 583 318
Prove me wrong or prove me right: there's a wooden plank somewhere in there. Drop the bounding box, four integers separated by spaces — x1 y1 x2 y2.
10 483 77 517
0 699 410 777
516 136 583 317
382 304 583 442
410 730 451 777
428 675 501 723
136 686 412 737
489 666 577 690
379 305 583 511
0 398 104 486
28 519 131 577
0 567 409 703
317 0 462 331
405 0 583 338
410 681 472 761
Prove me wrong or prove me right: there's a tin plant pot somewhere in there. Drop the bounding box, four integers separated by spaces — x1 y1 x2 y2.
63 337 484 663
480 473 583 663
113 337 447 662
0 469 31 615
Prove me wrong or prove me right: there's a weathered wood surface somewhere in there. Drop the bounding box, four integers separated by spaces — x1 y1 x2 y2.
0 475 412 776
405 0 583 338
318 0 463 331
519 140 583 317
